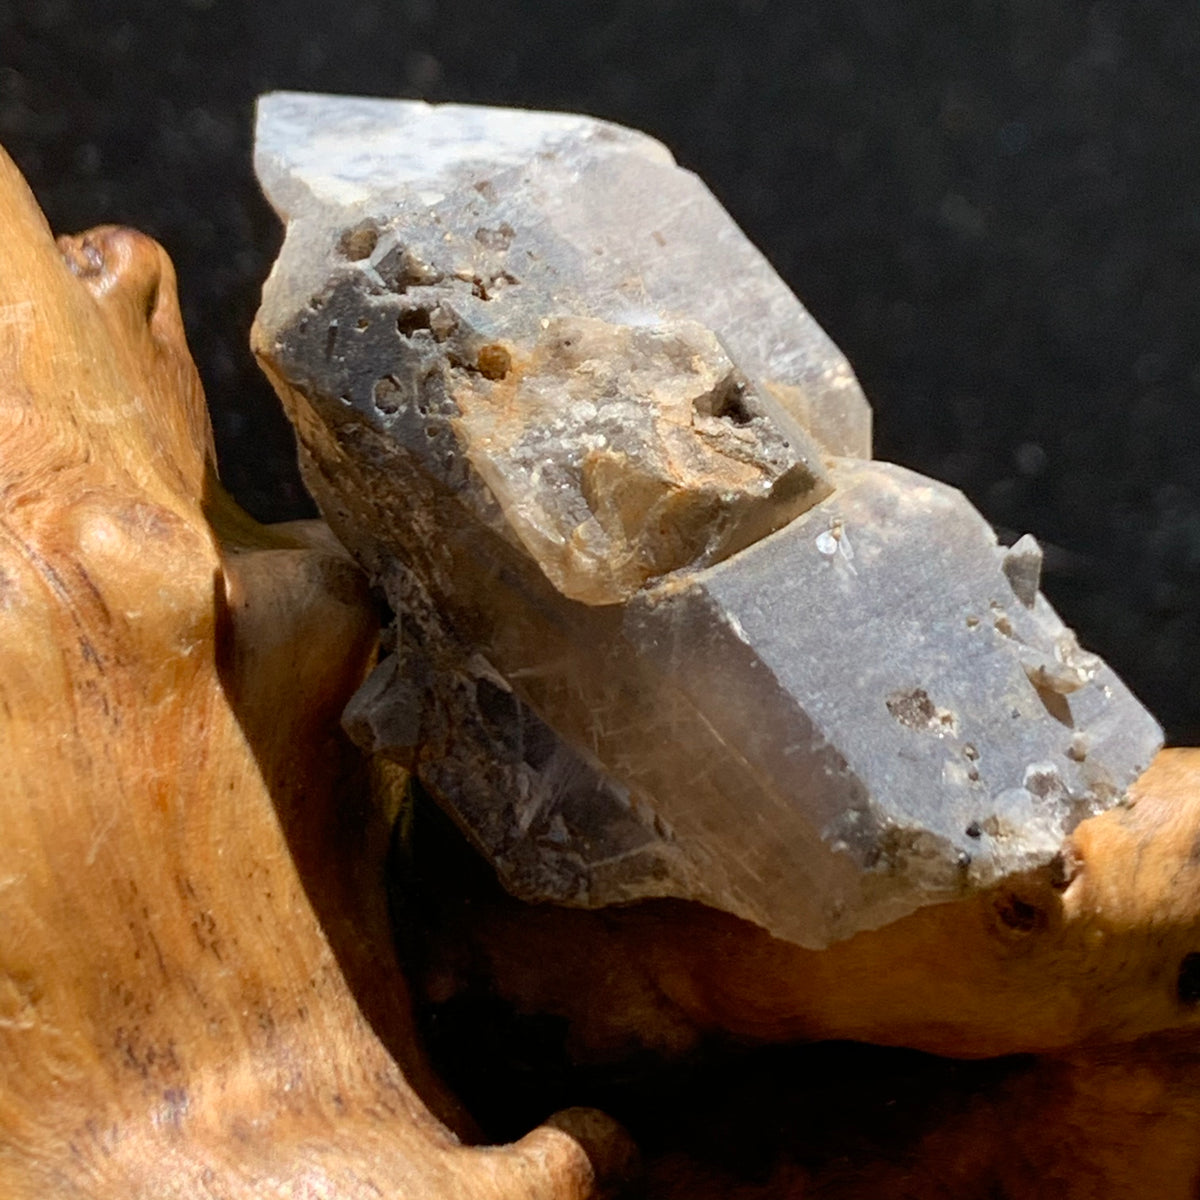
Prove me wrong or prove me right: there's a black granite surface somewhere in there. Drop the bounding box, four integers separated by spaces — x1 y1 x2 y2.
3 0 1199 739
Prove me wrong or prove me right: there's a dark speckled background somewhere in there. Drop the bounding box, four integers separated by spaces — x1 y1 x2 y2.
4 0 1200 740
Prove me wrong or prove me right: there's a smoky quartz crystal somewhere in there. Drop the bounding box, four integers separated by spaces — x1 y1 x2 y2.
253 93 1161 948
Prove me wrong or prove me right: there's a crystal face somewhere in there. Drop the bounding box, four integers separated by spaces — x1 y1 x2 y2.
253 93 1162 948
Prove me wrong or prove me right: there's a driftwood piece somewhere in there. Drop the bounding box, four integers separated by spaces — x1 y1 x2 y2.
7 130 1200 1199
0 145 631 1198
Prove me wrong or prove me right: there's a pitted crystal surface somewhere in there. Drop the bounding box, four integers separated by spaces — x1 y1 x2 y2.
252 93 1162 948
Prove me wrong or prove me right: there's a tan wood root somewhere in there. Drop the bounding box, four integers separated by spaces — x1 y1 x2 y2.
8 133 1200 1199
0 145 632 1199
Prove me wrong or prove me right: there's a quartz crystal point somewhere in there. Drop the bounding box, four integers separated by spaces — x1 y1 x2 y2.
252 92 1162 949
